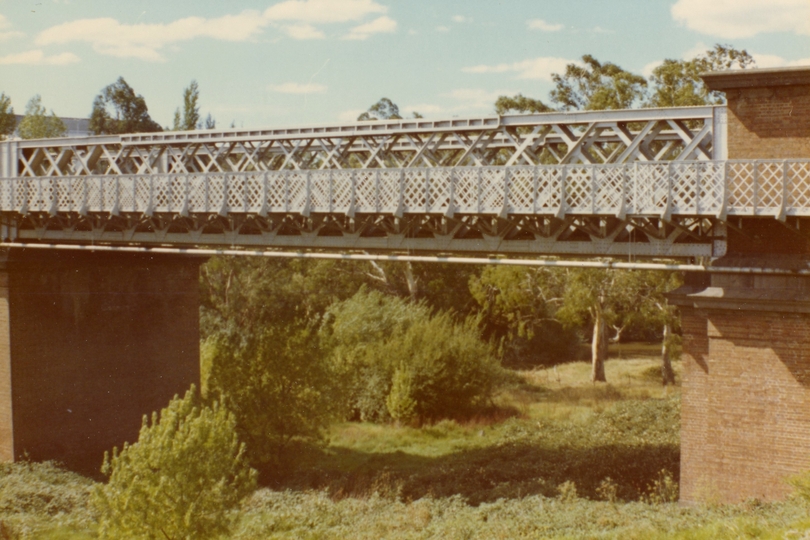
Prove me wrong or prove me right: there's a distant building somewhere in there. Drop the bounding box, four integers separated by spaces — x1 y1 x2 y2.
10 114 91 139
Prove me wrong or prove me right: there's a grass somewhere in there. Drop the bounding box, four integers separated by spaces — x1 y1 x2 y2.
1 350 809 539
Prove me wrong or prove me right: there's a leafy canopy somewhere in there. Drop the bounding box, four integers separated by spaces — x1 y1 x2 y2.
89 77 162 135
171 80 215 131
0 92 16 140
17 95 67 139
495 44 754 115
92 386 256 540
648 44 755 107
358 97 423 121
550 54 647 111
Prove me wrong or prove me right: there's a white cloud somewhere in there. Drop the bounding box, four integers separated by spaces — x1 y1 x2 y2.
751 53 810 68
403 103 442 116
452 15 471 23
269 82 327 94
443 89 510 110
338 108 366 122
0 13 24 41
264 0 386 24
0 49 80 65
642 60 663 78
436 26 450 33
527 19 563 32
283 23 325 39
343 15 396 40
462 57 573 80
36 12 267 62
671 0 810 38
0 31 25 41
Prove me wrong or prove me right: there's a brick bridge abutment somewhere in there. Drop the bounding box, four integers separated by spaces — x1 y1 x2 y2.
670 66 810 503
0 250 201 475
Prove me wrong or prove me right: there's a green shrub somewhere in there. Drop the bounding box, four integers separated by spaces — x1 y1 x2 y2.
789 469 810 503
382 313 503 421
0 461 94 538
92 386 256 540
207 319 341 471
325 289 504 423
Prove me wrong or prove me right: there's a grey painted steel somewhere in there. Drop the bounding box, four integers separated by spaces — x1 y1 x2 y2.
0 107 720 177
0 159 806 258
1 161 805 219
6 241 810 276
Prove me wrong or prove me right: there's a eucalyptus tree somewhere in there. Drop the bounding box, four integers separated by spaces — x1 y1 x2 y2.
647 44 755 107
550 54 648 111
17 95 67 139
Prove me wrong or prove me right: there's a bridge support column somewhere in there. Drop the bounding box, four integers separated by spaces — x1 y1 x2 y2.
0 250 202 474
670 269 810 503
676 65 810 503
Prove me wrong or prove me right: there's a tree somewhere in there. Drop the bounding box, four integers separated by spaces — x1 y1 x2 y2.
200 257 366 471
358 97 402 120
555 269 638 382
648 44 755 108
89 77 162 135
172 80 204 131
469 265 579 367
206 320 339 472
550 54 648 111
495 93 553 115
0 93 15 140
357 97 422 121
621 270 682 386
17 95 67 139
92 386 256 540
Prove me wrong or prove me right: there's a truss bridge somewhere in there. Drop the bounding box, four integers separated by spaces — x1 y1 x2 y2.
0 104 805 259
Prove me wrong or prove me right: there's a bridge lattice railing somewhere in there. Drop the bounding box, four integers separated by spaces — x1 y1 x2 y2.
2 160 808 220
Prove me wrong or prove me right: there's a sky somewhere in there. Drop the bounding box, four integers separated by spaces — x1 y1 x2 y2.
0 0 808 129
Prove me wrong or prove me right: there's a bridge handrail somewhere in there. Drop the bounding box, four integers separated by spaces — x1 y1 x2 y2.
1 160 808 220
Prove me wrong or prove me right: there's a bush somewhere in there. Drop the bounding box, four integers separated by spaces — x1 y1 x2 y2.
207 320 340 471
324 289 433 422
0 461 94 537
383 314 503 421
92 386 256 540
325 289 504 423
789 469 810 503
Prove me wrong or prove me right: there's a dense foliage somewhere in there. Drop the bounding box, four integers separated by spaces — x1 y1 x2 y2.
16 95 67 139
89 77 162 135
0 92 15 140
92 387 256 540
324 289 503 423
206 320 340 471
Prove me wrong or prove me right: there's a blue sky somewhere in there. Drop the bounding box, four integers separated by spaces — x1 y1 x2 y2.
0 0 808 129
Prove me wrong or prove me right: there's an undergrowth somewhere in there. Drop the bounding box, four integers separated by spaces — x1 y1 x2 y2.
2 356 810 539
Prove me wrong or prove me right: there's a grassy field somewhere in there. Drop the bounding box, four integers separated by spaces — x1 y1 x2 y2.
2 350 809 539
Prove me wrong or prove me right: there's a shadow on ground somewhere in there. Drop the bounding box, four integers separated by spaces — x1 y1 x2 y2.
266 439 679 505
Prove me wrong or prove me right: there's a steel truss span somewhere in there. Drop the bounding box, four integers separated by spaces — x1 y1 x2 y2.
1 159 807 257
0 107 719 178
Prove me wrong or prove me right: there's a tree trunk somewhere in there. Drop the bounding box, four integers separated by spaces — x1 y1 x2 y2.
661 322 676 386
404 261 419 300
591 308 607 382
